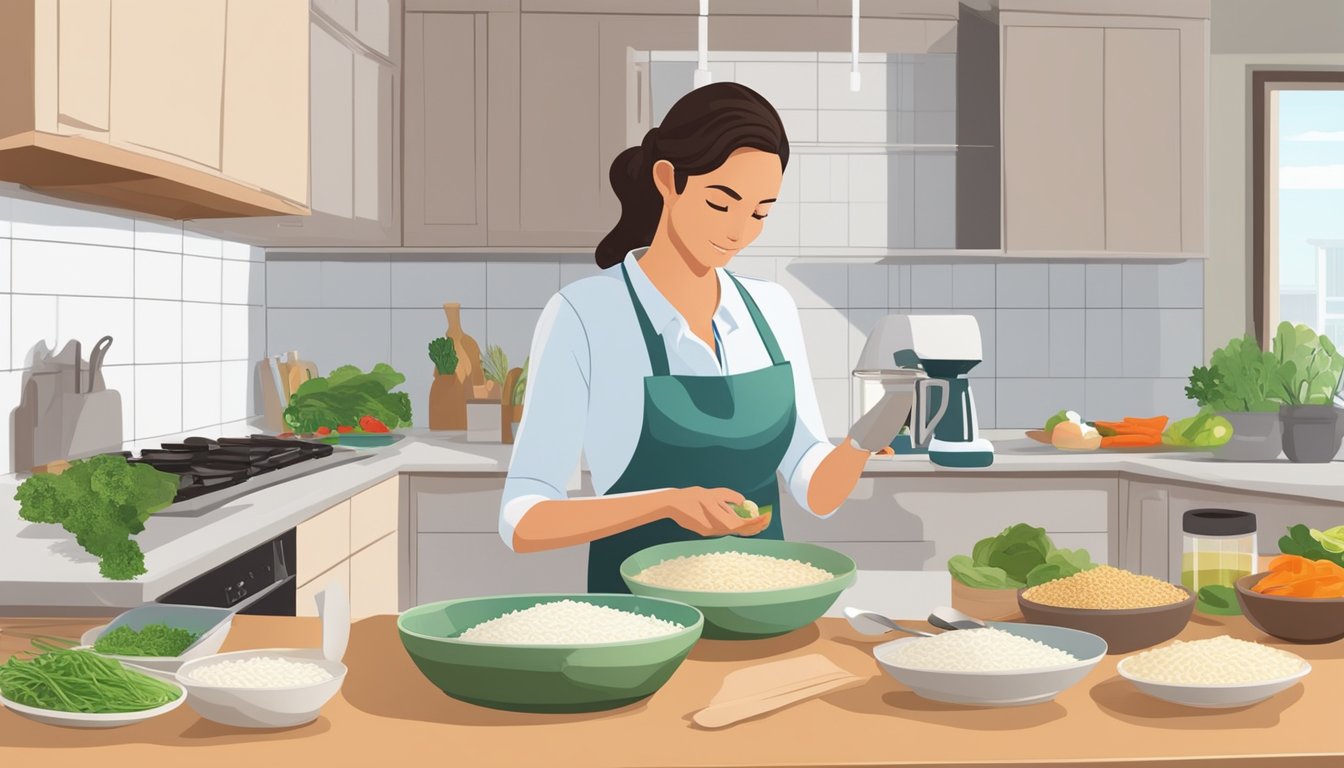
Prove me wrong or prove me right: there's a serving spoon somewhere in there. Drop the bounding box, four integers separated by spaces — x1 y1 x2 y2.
842 606 935 637
928 605 988 631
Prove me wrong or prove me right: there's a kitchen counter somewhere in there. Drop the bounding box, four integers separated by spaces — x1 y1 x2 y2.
0 613 1337 767
3 427 1344 611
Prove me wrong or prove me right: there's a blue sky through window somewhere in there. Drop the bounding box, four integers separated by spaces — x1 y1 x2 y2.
1278 90 1344 292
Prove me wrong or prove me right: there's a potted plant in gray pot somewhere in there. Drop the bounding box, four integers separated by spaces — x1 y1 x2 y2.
1186 335 1283 461
1272 322 1344 463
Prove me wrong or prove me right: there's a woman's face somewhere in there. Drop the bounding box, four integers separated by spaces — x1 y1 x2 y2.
654 148 783 270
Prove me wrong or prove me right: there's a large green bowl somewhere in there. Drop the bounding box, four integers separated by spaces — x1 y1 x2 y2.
620 538 857 640
396 594 703 713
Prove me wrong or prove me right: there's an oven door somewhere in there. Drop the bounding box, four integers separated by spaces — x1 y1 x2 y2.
157 529 298 616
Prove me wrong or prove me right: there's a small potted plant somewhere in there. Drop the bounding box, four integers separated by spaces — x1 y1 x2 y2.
428 337 467 430
947 524 1096 621
1272 322 1344 463
501 358 528 444
1185 335 1284 461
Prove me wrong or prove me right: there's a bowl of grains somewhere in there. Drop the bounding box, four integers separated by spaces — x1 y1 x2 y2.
175 649 347 728
873 623 1107 707
620 537 857 640
1016 565 1195 654
397 594 703 713
1117 635 1310 708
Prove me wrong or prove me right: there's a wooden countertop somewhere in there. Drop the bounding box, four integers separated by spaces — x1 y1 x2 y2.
0 614 1338 768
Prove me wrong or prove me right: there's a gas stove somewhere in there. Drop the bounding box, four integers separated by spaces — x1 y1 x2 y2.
121 435 367 516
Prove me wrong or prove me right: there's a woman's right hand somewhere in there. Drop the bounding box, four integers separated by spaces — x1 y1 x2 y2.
660 486 770 537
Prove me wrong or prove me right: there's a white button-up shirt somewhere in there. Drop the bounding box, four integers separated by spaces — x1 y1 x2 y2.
499 249 835 550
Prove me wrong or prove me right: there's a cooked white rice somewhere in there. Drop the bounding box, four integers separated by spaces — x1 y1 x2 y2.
457 599 683 644
1122 635 1306 685
880 627 1078 672
187 656 334 688
630 551 834 592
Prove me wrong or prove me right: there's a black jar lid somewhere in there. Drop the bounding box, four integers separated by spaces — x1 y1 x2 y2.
1183 509 1257 536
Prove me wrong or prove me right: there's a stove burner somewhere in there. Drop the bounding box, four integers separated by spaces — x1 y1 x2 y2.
127 435 336 503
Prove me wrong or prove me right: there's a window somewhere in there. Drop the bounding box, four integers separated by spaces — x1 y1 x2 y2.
1254 72 1344 346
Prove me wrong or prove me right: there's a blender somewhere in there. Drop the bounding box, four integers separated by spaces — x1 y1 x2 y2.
854 315 994 467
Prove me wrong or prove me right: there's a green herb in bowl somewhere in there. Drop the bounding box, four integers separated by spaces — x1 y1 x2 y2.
0 642 181 713
93 623 199 657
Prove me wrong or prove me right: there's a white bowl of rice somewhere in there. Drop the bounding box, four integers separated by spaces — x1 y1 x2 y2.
1116 635 1310 708
873 623 1107 707
175 648 347 728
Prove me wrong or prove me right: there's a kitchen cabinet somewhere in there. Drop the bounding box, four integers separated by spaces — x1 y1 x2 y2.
187 1 400 246
296 477 401 618
0 0 309 220
999 0 1207 256
407 475 586 603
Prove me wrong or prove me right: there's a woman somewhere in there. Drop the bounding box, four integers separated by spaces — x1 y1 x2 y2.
500 83 904 592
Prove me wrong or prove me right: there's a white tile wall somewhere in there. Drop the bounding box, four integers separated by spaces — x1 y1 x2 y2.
0 191 266 471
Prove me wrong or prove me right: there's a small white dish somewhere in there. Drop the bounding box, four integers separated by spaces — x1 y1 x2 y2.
873 622 1107 707
1117 657 1311 708
79 617 232 674
0 670 186 728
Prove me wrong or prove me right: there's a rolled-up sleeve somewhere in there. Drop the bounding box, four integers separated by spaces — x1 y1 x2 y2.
499 293 591 550
765 286 836 518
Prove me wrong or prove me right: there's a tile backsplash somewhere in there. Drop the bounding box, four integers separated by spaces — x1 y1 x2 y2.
0 190 265 472
266 255 1204 437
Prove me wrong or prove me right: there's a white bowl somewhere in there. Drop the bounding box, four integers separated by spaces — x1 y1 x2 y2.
175 648 347 729
1117 656 1311 708
873 622 1108 707
0 669 186 728
80 616 232 673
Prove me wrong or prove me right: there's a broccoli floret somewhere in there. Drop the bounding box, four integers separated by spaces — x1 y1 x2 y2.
14 473 63 524
98 538 147 581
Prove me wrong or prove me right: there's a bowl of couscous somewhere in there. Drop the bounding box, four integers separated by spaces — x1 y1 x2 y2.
1016 566 1195 654
397 594 703 713
620 538 856 640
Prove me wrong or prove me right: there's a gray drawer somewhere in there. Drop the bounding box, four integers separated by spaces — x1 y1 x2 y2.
415 533 587 603
412 476 506 533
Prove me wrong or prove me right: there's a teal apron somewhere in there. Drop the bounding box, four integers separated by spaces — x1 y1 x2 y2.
586 263 798 593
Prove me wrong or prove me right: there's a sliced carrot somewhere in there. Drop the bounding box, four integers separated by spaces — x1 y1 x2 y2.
1124 416 1170 431
1101 434 1162 448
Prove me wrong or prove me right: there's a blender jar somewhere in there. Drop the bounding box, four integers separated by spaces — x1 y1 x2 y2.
1182 509 1257 614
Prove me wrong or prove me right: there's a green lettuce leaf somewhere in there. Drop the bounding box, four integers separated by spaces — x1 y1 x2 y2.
948 555 1022 590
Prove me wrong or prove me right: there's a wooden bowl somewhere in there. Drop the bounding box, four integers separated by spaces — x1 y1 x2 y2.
1235 572 1344 644
951 580 1022 621
1017 587 1195 654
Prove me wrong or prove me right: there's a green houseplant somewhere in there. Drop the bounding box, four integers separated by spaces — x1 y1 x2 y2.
1272 322 1344 463
428 337 467 430
1185 335 1284 461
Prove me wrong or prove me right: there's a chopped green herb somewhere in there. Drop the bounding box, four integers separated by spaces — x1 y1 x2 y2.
0 641 180 713
93 623 199 657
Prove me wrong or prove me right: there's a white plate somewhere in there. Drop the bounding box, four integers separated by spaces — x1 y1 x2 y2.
1117 657 1311 708
0 672 186 728
79 616 232 673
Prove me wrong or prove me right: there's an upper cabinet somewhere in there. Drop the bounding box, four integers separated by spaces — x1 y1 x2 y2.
0 0 309 220
189 1 400 246
999 0 1208 256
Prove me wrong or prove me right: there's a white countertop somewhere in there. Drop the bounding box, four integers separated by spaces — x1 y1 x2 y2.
2 426 1342 611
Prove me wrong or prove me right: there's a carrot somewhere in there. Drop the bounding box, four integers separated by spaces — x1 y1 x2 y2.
1094 420 1163 437
1123 416 1169 432
1101 434 1162 448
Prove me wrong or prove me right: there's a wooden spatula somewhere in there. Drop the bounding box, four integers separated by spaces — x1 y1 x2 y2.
692 654 867 729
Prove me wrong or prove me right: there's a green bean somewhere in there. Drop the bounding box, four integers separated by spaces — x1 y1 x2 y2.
0 645 180 713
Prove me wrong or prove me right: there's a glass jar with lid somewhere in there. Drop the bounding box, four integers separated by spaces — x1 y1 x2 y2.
1182 509 1257 614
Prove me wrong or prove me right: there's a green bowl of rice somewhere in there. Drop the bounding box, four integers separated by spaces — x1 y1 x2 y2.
397 594 703 713
620 537 857 640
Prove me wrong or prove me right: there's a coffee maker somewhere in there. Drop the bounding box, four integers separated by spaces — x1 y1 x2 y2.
855 315 994 467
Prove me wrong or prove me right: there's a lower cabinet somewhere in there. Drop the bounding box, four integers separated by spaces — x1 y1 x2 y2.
416 533 586 604
350 532 399 618
297 560 350 617
296 477 400 618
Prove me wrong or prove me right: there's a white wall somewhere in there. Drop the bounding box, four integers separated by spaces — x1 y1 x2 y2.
0 187 266 473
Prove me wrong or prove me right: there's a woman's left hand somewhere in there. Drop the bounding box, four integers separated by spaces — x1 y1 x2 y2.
735 513 771 537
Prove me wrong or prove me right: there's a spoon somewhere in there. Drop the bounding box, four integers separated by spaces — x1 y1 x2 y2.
842 606 935 637
928 605 988 631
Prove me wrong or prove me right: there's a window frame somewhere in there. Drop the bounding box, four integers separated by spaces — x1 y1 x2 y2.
1252 69 1344 348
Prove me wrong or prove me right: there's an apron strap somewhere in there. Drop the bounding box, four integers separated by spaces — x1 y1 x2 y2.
620 263 671 377
725 271 786 366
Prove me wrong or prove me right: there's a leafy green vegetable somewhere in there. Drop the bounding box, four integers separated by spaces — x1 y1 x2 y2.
947 524 1096 589
481 345 510 388
1187 335 1282 413
283 363 412 433
428 338 458 376
1196 585 1241 615
93 624 199 657
1162 413 1233 447
1272 322 1344 405
1043 410 1074 434
0 640 180 713
15 455 179 580
1280 523 1344 568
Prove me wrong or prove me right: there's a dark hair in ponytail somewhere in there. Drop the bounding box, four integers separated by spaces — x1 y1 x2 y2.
596 82 790 269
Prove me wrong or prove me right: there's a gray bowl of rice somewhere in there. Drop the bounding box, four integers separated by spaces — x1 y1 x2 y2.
873 622 1107 707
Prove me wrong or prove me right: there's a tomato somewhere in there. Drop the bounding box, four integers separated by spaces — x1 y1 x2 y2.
359 415 390 433
337 425 355 434
277 432 294 438
316 426 331 436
